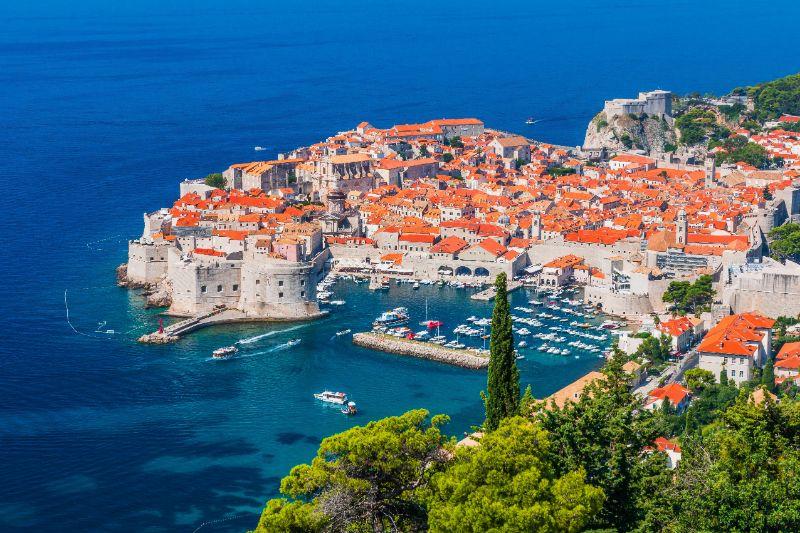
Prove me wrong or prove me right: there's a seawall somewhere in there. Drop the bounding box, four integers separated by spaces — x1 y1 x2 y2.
352 332 489 369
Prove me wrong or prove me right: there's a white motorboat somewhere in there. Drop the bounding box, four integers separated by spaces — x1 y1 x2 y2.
329 300 346 306
212 346 238 359
314 391 348 404
335 329 352 336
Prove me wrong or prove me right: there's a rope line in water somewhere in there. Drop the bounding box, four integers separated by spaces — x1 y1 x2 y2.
64 289 109 340
191 513 247 533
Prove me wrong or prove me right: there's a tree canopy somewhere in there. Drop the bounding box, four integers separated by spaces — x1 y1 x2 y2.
769 223 800 263
662 274 715 315
204 172 225 189
747 72 800 121
254 409 452 532
425 417 604 532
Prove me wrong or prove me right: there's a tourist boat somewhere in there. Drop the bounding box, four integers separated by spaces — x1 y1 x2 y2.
286 339 301 348
254 146 267 151
314 391 348 404
412 281 420 289
212 345 238 359
466 315 478 322
525 117 536 125
518 340 528 348
329 300 346 306
414 330 430 339
429 335 447 344
373 307 409 327
341 401 358 415
516 354 525 360
600 320 621 330
335 329 352 337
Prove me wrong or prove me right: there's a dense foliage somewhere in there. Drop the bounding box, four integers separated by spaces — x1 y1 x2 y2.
746 72 800 121
643 396 800 532
539 350 669 530
769 223 800 263
674 107 728 146
254 410 452 532
711 134 771 169
424 417 604 532
662 274 715 315
204 172 225 188
482 273 520 431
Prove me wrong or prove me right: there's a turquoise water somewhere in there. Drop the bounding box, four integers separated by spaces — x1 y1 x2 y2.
3 0 800 530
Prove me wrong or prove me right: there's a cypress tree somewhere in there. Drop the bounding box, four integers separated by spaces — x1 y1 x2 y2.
762 357 775 392
482 272 520 430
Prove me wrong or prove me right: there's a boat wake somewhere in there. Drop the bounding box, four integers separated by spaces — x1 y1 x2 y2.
236 324 307 345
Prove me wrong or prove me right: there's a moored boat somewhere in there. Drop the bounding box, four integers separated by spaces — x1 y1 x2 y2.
373 307 409 327
341 401 358 415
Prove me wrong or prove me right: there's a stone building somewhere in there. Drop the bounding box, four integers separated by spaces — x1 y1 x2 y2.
603 90 673 119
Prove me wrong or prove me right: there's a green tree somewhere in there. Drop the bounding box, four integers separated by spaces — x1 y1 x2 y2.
634 334 672 364
663 397 800 531
548 166 576 177
425 417 604 532
482 273 520 430
769 223 800 262
204 172 225 189
254 409 452 532
538 349 668 531
747 72 800 121
764 184 773 200
763 357 776 392
441 152 454 163
684 368 716 392
662 275 715 315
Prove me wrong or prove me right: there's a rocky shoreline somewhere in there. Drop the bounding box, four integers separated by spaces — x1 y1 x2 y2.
116 263 173 308
352 332 489 369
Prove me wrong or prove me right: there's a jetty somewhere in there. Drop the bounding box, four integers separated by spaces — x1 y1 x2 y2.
352 332 489 369
138 307 328 344
471 280 522 301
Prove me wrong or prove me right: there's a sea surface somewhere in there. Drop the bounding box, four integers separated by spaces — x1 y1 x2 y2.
2 0 800 531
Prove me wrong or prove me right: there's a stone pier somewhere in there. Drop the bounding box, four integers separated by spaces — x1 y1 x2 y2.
352 332 489 369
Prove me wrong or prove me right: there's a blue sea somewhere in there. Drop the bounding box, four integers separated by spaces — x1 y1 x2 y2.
2 0 799 531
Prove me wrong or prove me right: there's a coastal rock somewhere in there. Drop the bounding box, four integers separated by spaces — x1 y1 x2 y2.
137 332 178 344
144 278 172 309
584 111 677 154
116 263 130 287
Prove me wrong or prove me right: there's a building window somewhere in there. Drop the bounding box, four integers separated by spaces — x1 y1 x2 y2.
278 280 284 287
256 279 260 285
740 371 744 377
217 285 223 292
731 369 735 377
301 291 305 297
300 280 305 286
233 284 238 291
279 292 284 298
201 285 207 293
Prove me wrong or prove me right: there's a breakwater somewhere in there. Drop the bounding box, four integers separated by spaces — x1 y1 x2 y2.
352 332 489 369
471 280 522 301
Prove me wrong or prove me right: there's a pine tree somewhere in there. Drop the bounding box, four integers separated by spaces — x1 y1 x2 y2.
482 272 520 431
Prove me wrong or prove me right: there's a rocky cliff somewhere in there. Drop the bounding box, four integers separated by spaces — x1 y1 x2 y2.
583 111 677 154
